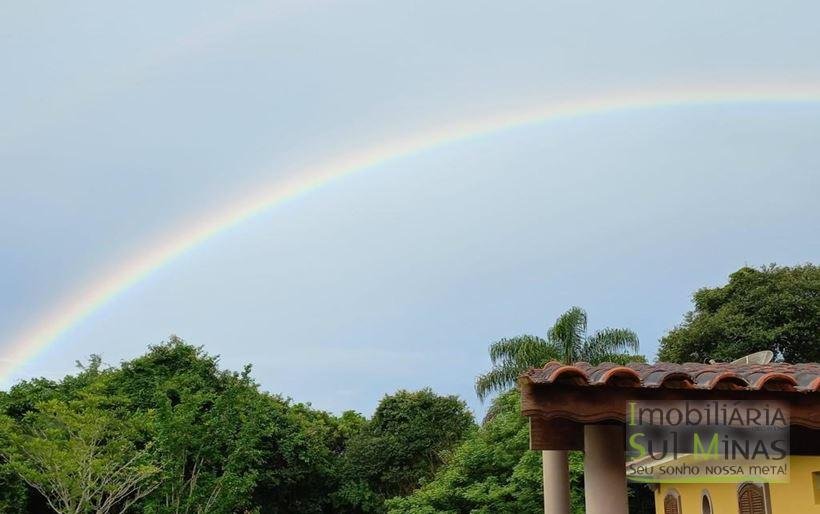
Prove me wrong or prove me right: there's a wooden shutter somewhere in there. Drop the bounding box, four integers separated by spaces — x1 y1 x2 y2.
738 483 767 514
664 494 680 514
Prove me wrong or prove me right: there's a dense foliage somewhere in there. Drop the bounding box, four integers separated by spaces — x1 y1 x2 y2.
336 389 474 511
1 390 160 514
658 264 820 363
386 390 585 514
1 272 815 513
0 339 474 514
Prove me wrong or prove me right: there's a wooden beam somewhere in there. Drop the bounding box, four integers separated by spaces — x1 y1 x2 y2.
521 382 820 429
530 418 583 450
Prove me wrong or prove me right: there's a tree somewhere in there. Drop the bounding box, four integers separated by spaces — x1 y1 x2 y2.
0 452 27 514
658 264 820 363
475 306 641 401
144 372 267 514
336 389 475 512
0 361 111 511
110 338 342 514
474 307 640 514
0 337 364 514
385 390 586 514
0 391 160 514
248 401 345 514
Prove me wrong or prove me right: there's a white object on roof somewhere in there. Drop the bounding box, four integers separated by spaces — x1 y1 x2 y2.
731 350 774 365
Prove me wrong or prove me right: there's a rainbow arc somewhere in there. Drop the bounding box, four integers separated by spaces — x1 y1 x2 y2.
3 83 820 382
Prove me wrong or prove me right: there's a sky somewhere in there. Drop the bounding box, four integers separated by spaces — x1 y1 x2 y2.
1 0 819 416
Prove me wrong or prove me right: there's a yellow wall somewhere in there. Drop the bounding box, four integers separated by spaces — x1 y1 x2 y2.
653 456 820 514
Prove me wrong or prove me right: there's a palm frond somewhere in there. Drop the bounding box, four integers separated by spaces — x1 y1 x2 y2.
476 308 642 402
597 353 646 365
477 335 557 402
487 335 554 366
475 365 523 402
547 306 587 363
582 327 640 364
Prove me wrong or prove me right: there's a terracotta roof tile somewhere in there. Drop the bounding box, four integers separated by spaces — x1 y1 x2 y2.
521 361 820 393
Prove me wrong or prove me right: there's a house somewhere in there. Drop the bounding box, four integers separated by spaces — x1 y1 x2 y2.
519 361 820 514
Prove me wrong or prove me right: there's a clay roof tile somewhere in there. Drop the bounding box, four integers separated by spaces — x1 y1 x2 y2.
522 361 820 393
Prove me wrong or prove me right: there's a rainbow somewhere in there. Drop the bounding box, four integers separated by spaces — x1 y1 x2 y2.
3 83 820 383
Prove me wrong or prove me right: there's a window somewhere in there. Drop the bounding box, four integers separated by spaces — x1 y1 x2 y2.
813 472 820 504
738 482 771 514
663 490 681 514
701 491 712 514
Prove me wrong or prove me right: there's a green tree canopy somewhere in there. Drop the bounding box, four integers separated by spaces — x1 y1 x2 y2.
109 338 344 514
0 338 479 513
657 264 820 363
0 386 160 514
0 339 353 513
336 388 475 512
385 390 585 514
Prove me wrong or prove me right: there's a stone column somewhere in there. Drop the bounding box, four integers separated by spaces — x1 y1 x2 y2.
583 425 628 514
542 450 571 514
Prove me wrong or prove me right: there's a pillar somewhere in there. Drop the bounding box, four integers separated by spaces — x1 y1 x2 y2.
542 450 571 514
583 425 628 514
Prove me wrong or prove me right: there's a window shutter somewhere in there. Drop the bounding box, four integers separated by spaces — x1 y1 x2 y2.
664 494 680 514
738 483 767 514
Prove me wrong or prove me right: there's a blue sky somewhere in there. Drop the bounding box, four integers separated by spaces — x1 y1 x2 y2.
2 0 819 415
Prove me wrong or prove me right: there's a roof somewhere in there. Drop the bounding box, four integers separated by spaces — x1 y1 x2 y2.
520 361 820 451
521 361 820 392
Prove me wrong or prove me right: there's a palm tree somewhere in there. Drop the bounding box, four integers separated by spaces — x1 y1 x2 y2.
474 306 640 514
475 306 639 401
